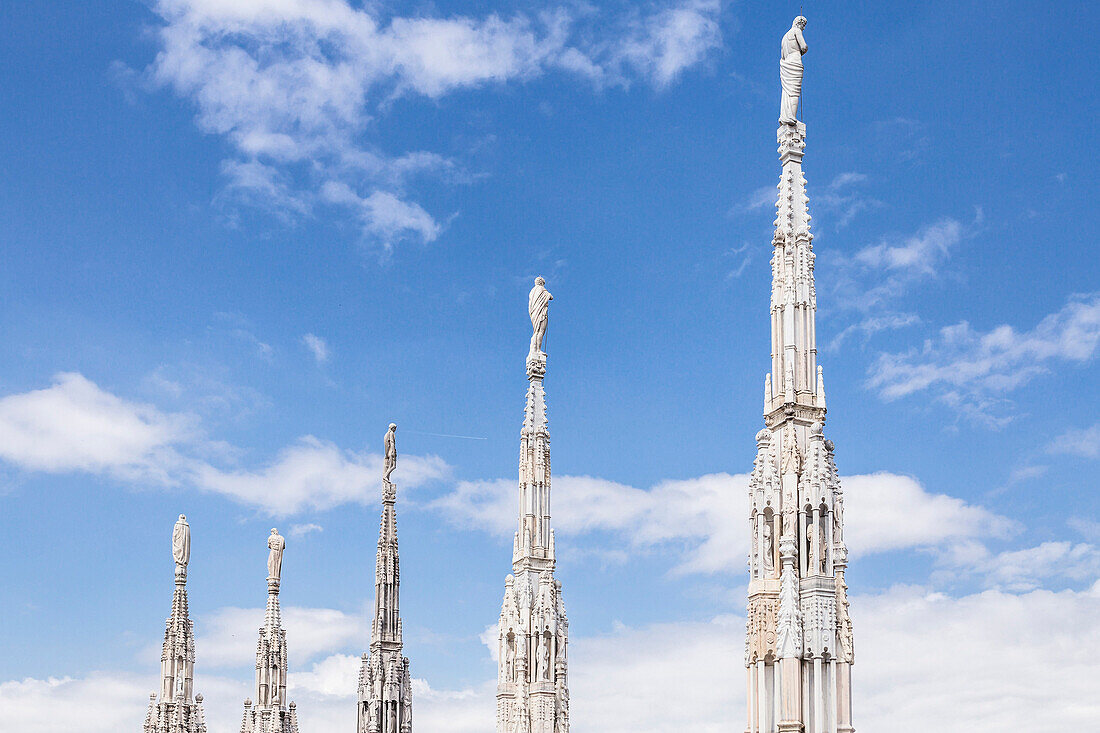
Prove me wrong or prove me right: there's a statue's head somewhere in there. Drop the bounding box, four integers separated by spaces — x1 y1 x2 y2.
178 514 186 521
794 15 807 29
388 422 397 431
534 276 546 287
270 527 278 535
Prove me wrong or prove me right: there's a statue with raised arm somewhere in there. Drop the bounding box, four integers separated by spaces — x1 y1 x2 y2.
383 423 397 484
780 16 808 125
267 528 285 580
528 277 553 360
172 514 190 572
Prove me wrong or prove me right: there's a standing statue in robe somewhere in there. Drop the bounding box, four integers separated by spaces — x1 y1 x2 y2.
383 423 397 484
781 423 801 476
779 16 808 124
537 635 550 681
528 277 553 360
172 514 190 572
762 521 775 575
268 528 285 580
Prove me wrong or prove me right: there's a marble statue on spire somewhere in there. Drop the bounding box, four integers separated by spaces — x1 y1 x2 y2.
383 423 397 484
528 277 553 361
744 16 855 733
498 280 570 733
143 516 208 733
358 423 413 733
172 514 190 572
779 16 808 124
241 528 300 733
267 528 285 581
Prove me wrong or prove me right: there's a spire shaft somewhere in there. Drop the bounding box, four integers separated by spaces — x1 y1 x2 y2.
144 515 207 733
498 279 569 733
359 425 412 733
745 18 854 733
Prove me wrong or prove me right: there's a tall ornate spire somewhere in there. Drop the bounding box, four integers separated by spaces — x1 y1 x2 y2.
144 514 208 733
745 17 855 733
240 528 299 733
358 423 413 733
497 278 570 733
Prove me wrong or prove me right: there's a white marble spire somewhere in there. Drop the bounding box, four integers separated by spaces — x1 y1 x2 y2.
745 17 855 733
358 425 413 733
497 278 570 733
240 528 299 733
144 515 208 733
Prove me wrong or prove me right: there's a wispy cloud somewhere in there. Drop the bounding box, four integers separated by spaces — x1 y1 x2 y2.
301 333 330 364
290 522 324 537
854 217 962 275
731 185 774 215
816 171 879 229
140 0 724 248
867 293 1100 424
1048 422 1100 459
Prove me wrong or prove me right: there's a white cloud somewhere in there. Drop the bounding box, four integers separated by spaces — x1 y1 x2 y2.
841 473 1015 556
321 182 442 247
0 373 449 516
816 171 878 229
936 541 1100 592
828 311 920 351
142 0 723 245
197 604 368 669
195 436 450 515
0 372 193 483
867 293 1100 417
433 470 1012 574
1048 422 1100 459
301 332 330 364
290 522 323 537
9 577 1100 732
732 185 774 215
854 581 1100 732
613 0 723 88
855 218 962 275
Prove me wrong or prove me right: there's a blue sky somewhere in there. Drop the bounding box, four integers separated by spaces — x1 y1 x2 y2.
1 1 1098 731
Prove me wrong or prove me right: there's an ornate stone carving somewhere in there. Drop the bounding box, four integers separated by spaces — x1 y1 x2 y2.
746 18 855 731
747 596 779 663
359 426 413 733
501 286 568 733
775 564 803 659
241 530 299 733
144 517 208 733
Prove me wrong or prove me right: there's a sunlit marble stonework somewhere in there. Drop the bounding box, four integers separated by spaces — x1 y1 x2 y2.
496 278 570 733
357 424 414 733
239 528 300 733
143 515 208 733
744 17 855 733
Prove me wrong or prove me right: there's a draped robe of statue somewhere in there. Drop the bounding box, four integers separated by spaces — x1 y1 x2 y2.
528 278 552 360
172 515 191 569
383 424 397 484
779 18 808 124
268 529 285 580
